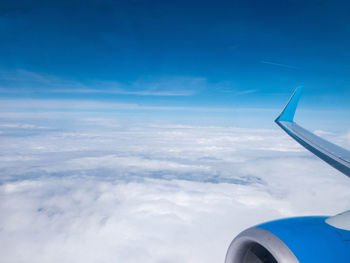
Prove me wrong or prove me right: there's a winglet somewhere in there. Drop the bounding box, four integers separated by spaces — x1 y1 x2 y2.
275 86 303 123
275 86 350 177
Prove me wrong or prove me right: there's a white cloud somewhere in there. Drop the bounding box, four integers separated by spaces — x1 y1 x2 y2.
0 98 278 113
340 130 350 149
0 118 350 263
0 69 202 97
260 60 299 69
0 123 48 129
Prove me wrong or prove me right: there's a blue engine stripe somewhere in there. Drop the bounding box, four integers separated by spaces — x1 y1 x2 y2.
258 217 350 262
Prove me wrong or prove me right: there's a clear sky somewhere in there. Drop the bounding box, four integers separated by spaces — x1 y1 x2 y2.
0 0 349 129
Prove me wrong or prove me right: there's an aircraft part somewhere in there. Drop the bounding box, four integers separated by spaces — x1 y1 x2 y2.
275 87 350 177
225 217 350 263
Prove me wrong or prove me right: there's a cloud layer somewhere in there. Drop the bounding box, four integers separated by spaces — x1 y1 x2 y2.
1 117 350 263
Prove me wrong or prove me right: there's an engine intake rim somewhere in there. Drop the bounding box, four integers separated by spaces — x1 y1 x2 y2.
225 227 299 263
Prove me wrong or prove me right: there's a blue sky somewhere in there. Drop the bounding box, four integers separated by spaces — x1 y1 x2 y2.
0 0 349 129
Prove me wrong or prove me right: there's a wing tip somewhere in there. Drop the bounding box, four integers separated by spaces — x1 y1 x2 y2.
275 86 303 123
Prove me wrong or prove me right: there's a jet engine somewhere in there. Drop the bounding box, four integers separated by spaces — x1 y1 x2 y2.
225 213 350 263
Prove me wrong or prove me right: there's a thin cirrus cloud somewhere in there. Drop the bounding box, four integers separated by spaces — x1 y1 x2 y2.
0 69 203 97
52 88 196 96
0 98 277 113
260 60 299 70
1 115 350 263
0 69 262 99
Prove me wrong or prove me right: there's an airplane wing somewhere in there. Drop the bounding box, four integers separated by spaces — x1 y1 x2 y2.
275 87 350 177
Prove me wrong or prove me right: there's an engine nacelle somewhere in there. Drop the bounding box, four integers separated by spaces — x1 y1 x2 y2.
225 215 350 263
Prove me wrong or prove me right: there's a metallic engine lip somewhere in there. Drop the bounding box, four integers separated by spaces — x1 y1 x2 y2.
325 210 350 231
225 227 300 263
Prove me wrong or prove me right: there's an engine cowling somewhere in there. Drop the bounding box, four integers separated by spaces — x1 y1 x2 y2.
225 216 350 263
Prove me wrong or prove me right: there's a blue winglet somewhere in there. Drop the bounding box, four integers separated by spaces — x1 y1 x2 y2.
275 86 350 177
275 87 303 123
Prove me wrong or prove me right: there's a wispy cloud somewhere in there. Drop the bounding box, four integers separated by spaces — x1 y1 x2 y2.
0 69 204 97
260 60 299 69
0 98 277 113
217 88 258 95
235 89 258 95
0 123 47 129
213 81 258 95
52 88 195 96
